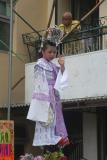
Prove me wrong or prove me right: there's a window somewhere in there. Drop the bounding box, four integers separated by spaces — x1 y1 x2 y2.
0 1 6 15
0 0 10 51
14 125 26 160
0 20 10 51
56 0 98 26
0 0 10 17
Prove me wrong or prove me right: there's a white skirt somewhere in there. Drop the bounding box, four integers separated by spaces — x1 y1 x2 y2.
33 114 61 146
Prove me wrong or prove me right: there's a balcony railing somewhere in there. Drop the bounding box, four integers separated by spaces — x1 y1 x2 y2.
22 30 44 61
62 25 107 56
22 16 107 61
69 139 83 160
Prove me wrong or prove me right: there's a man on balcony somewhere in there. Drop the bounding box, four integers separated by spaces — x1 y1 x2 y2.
59 12 81 55
59 12 80 35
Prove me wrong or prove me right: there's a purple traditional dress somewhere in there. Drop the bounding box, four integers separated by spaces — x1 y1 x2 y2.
27 58 68 146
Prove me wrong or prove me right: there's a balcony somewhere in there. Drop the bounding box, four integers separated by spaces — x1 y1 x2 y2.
25 49 107 104
24 17 107 104
22 16 107 62
62 25 107 56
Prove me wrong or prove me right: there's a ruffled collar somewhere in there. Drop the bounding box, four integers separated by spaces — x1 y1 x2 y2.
36 58 55 71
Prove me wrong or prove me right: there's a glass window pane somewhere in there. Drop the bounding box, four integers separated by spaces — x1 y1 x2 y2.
0 1 10 17
0 21 10 51
6 2 10 17
0 1 6 16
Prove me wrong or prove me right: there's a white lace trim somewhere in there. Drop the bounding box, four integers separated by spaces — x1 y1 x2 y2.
33 122 61 146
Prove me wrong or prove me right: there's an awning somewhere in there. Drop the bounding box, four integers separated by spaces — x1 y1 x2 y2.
62 96 107 110
0 96 107 110
0 103 29 109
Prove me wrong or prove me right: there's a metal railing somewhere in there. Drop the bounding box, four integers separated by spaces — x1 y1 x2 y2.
69 139 83 160
80 158 88 160
61 16 107 56
22 30 44 61
62 25 107 56
22 16 107 61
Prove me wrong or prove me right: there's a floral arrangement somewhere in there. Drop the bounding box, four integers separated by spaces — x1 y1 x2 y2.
20 153 44 160
44 150 67 160
19 150 67 160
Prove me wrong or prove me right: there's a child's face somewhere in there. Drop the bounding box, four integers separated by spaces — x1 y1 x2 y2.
42 45 57 61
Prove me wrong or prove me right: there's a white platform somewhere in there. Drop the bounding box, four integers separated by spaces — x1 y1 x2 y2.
25 50 107 104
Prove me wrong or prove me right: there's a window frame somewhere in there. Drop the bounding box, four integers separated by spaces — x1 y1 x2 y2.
0 0 10 52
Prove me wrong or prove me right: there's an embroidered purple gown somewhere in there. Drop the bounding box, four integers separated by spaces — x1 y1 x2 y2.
27 58 68 146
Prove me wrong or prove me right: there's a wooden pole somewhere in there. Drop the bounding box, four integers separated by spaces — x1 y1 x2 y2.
11 76 25 90
47 0 57 28
45 0 57 38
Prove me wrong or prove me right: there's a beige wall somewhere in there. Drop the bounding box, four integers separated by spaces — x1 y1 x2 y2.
99 0 107 21
0 53 8 106
0 0 54 107
13 0 49 61
0 53 25 106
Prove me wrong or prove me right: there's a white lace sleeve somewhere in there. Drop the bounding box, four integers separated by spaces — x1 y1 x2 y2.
27 65 50 122
34 65 49 94
54 69 68 92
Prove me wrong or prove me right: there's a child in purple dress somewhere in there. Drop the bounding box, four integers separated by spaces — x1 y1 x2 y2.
27 40 69 147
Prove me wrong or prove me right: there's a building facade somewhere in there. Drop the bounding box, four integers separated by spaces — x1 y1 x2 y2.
0 0 54 159
1 0 107 160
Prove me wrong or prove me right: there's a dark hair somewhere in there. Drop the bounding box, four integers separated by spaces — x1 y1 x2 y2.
42 40 56 51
